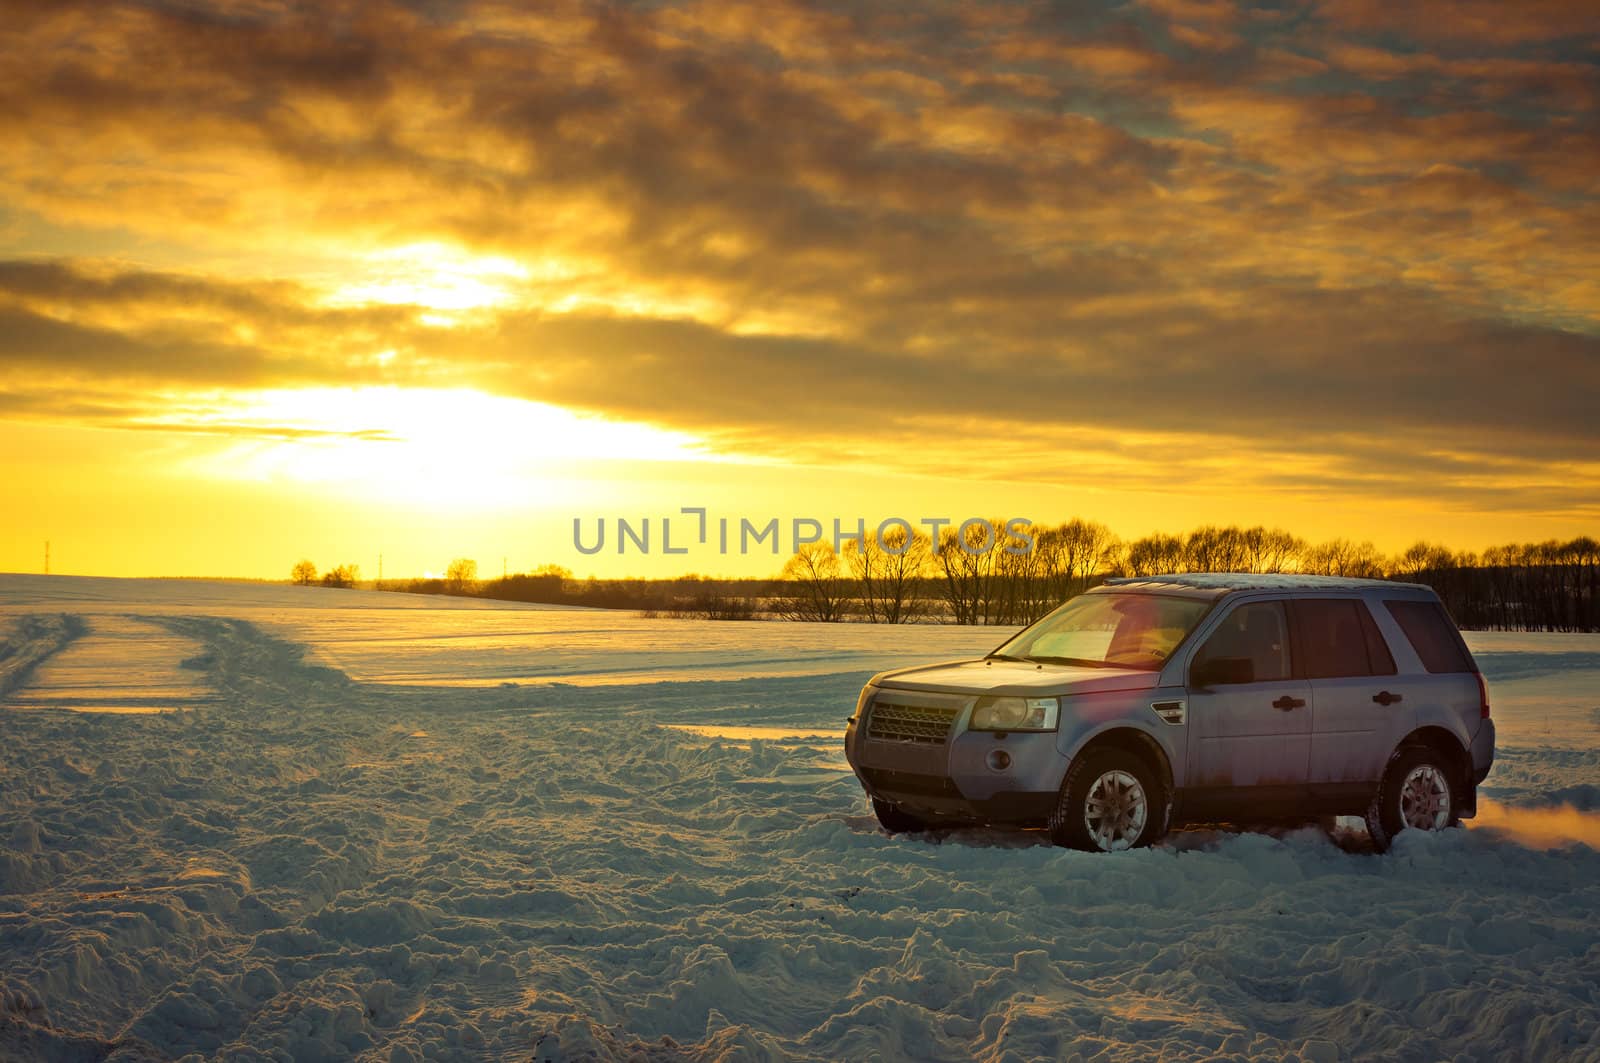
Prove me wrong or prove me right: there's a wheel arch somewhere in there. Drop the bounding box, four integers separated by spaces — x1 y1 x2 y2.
1066 725 1175 804
1394 725 1472 791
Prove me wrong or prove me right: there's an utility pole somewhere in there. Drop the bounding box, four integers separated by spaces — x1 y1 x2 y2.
379 553 383 582
44 540 50 575
502 556 507 579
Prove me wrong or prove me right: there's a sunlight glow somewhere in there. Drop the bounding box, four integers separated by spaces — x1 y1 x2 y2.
322 242 540 315
158 387 721 507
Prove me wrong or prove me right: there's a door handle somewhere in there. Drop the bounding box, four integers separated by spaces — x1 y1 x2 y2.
1372 691 1403 706
1272 696 1305 710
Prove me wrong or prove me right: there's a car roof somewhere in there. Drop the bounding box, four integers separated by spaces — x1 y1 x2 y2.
1097 572 1433 597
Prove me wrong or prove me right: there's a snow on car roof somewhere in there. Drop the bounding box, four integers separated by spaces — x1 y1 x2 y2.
1101 572 1432 594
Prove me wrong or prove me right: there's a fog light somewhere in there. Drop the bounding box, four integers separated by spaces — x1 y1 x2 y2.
986 749 1011 771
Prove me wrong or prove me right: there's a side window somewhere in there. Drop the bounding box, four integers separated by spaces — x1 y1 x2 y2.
1384 600 1474 673
1192 601 1290 684
1293 599 1392 679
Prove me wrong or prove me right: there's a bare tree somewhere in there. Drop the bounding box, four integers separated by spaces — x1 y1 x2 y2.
321 563 359 588
1183 526 1240 572
993 522 1043 623
1025 519 1116 618
445 558 478 594
290 559 318 585
1240 526 1303 573
936 518 1012 625
1124 533 1186 576
1301 539 1383 577
844 525 933 623
774 542 849 621
1390 541 1458 580
1071 519 1121 587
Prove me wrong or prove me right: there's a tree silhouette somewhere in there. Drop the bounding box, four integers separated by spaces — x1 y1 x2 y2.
290 559 318 585
321 564 359 588
936 518 1012 625
445 558 478 594
774 542 848 621
844 526 933 623
1302 539 1383 578
1124 533 1186 576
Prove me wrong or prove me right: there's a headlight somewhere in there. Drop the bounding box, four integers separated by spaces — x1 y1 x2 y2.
853 684 877 718
969 696 1059 732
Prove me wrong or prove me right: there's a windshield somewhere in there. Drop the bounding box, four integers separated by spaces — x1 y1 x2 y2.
991 592 1213 671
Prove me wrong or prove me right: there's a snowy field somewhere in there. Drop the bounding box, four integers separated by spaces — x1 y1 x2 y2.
1 575 1597 1061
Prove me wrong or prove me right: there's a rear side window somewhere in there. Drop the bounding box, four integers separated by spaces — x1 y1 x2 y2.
1292 599 1395 678
1384 600 1474 673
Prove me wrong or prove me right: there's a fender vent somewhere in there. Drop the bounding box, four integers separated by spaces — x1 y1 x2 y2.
1151 700 1186 725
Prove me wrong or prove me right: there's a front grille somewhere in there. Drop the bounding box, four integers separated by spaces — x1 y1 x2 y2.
866 701 959 744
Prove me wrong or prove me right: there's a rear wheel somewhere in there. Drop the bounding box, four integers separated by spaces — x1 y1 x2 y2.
1365 745 1460 852
871 797 927 834
1050 749 1165 852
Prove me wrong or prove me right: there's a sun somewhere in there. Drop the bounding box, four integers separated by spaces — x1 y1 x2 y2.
159 387 725 508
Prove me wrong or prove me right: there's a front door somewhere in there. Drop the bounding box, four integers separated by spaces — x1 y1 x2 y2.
1185 599 1311 816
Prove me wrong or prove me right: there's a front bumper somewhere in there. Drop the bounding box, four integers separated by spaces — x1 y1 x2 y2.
845 694 1066 826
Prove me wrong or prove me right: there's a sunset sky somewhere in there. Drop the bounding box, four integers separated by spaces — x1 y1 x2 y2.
3 0 1597 579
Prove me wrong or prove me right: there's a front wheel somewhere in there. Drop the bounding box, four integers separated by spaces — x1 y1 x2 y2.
1050 749 1165 852
1365 745 1460 852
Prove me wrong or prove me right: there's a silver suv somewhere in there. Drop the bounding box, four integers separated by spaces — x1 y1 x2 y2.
845 574 1495 852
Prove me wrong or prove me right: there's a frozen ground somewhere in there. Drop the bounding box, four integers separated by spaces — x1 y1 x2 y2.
0 576 1597 1061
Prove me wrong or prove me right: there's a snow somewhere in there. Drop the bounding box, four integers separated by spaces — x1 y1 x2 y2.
1104 573 1425 592
2 574 1598 1061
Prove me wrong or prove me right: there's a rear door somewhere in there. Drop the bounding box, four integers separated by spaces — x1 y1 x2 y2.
1380 597 1484 741
1184 598 1311 813
1292 598 1412 796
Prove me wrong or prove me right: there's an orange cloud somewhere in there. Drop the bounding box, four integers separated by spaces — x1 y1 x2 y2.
0 0 1595 530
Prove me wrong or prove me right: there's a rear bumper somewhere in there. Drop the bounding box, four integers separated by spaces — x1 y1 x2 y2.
1455 718 1495 820
1470 718 1495 784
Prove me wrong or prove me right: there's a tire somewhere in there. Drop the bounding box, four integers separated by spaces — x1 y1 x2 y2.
1050 748 1166 852
1364 745 1460 852
871 797 928 834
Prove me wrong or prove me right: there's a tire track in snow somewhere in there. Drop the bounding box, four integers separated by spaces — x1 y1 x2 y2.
0 614 87 701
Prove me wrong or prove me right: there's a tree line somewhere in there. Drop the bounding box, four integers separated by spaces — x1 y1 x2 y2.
1390 538 1599 632
761 522 1596 631
290 559 360 588
290 524 1599 631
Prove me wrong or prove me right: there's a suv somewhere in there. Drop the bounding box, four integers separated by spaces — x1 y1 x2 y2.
844 574 1494 852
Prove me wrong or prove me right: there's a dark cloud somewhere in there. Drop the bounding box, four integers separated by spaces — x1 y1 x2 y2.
469 291 1600 455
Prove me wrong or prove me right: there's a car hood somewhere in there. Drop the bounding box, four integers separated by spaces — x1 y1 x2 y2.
874 658 1159 697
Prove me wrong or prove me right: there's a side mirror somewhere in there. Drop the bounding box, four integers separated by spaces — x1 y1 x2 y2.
1192 656 1254 687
